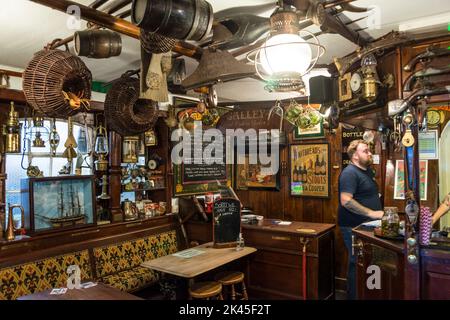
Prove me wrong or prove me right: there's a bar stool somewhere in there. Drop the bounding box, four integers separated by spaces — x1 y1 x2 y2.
214 271 248 300
188 281 223 300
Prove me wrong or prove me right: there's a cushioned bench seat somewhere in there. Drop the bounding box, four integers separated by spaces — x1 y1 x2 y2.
0 250 92 300
92 230 178 292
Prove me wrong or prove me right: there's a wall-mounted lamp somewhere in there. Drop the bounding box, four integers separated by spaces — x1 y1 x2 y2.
247 4 325 92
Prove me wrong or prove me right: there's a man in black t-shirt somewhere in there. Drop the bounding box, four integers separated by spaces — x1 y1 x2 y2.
338 139 383 300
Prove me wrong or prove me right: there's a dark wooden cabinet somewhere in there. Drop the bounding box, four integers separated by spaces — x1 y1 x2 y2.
243 220 335 300
421 248 450 300
353 227 405 300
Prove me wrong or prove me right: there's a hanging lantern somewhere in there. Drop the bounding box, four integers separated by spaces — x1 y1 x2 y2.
94 125 109 172
122 136 139 163
49 119 60 156
3 102 21 153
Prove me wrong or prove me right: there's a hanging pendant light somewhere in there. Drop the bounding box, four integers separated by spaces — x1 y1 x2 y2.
247 4 325 93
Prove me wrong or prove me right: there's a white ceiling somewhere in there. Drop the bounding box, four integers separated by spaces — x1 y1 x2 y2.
1 0 450 102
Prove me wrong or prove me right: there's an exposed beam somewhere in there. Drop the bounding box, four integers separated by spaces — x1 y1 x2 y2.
30 0 203 60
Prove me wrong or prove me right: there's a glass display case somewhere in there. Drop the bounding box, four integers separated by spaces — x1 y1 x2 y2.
20 175 96 233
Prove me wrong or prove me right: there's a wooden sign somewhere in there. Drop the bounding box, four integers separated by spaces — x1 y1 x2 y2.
173 134 233 196
213 198 241 248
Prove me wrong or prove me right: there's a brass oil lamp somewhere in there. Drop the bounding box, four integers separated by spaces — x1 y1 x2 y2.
3 102 21 153
94 125 109 171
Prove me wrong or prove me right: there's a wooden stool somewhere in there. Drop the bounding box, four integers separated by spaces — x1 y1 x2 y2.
214 271 248 300
189 281 223 300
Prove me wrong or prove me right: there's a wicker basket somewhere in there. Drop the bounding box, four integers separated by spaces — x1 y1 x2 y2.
140 29 177 54
104 74 159 136
22 47 92 118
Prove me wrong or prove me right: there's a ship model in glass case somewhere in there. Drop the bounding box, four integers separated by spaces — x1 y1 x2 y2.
45 183 86 228
21 175 96 233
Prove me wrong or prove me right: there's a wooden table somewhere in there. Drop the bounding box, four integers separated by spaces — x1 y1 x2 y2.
141 242 256 279
17 283 143 300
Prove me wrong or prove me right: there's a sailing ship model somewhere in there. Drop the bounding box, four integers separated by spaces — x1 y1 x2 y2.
49 183 86 228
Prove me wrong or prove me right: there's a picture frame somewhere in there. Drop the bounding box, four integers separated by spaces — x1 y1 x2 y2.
419 130 438 160
144 129 158 146
338 72 352 101
393 159 428 201
235 154 280 191
293 118 325 140
289 143 330 198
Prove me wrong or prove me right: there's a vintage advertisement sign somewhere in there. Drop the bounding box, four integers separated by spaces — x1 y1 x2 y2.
290 143 330 198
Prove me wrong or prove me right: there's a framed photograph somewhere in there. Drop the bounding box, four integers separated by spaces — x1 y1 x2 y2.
394 160 428 201
235 154 280 190
293 118 325 140
290 143 330 198
338 72 352 101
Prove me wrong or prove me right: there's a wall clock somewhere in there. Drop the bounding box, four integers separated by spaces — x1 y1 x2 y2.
427 110 441 127
350 72 362 93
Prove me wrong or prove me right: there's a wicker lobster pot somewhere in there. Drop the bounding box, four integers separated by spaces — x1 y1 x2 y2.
104 75 159 136
22 48 92 118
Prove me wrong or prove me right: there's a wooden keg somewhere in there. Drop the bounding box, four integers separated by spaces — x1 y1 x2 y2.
74 30 122 59
131 0 213 41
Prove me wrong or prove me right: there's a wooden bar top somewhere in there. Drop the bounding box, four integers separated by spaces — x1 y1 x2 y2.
242 219 335 237
353 226 404 253
141 242 256 278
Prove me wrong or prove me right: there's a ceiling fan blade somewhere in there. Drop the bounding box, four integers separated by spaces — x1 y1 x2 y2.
214 2 277 21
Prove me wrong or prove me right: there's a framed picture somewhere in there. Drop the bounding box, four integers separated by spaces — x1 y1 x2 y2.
293 118 325 140
338 72 352 101
419 130 438 160
394 159 428 201
144 129 158 146
235 154 280 190
290 143 330 198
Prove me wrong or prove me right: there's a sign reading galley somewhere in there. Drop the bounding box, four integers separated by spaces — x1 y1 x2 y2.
213 198 241 248
290 143 330 198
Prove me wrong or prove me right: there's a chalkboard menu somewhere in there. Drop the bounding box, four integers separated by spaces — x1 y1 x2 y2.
173 133 233 196
213 198 241 248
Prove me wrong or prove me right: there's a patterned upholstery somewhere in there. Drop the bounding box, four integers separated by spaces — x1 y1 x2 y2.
93 230 178 291
0 250 92 300
101 266 160 292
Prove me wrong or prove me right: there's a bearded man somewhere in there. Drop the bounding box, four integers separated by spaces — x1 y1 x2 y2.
338 139 384 300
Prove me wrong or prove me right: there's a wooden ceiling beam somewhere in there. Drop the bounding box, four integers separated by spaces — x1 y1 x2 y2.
30 0 203 60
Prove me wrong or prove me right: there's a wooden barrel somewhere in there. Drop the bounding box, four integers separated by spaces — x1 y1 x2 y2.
74 30 122 59
131 0 213 41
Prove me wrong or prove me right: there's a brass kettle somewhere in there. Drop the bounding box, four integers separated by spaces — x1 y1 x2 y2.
122 199 138 221
5 204 25 241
